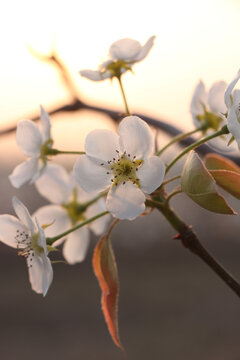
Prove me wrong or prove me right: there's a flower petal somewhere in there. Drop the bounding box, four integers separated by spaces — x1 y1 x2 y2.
208 81 227 114
63 227 90 264
40 253 53 296
33 205 71 243
0 215 27 248
227 107 240 149
190 80 207 126
9 157 39 188
85 129 120 162
79 69 110 81
225 70 240 108
118 116 153 159
135 36 156 62
27 255 45 294
40 105 51 142
109 38 141 62
106 182 145 220
12 196 35 236
16 120 43 157
74 155 111 193
86 199 110 235
35 163 72 204
138 156 165 194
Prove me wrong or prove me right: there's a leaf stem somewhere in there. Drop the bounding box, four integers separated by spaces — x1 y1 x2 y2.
117 76 131 116
46 211 109 245
165 125 229 174
156 126 205 156
146 198 240 298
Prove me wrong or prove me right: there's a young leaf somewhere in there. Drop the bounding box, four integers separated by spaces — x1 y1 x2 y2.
181 151 236 214
92 234 122 350
204 153 240 173
209 170 240 199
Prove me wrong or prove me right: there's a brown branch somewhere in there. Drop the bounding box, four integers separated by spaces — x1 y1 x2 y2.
146 199 240 298
2 50 240 165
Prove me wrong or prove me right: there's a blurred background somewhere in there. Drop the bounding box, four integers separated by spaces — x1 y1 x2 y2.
1 0 240 359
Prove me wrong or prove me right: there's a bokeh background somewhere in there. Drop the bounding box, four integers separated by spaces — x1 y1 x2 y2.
1 0 240 359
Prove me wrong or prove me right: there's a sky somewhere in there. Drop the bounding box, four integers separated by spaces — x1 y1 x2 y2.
0 0 240 148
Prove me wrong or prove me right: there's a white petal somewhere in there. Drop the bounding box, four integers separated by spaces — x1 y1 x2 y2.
225 70 240 108
27 255 44 294
76 183 95 203
208 81 227 114
135 36 156 62
79 69 110 81
16 120 43 157
86 199 110 235
106 182 145 220
85 129 120 162
227 107 240 149
232 89 240 108
33 205 71 242
12 196 35 235
109 38 141 62
40 253 53 296
9 157 39 188
63 227 90 264
138 156 165 194
40 105 51 142
35 163 72 204
74 155 111 193
190 80 207 125
27 252 53 296
0 215 27 248
35 218 48 254
118 116 153 159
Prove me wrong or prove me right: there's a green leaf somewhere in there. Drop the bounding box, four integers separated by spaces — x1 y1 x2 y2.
92 234 123 350
204 153 240 173
181 151 236 214
210 170 240 199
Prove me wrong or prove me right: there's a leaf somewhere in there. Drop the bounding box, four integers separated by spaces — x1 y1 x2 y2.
209 170 240 199
204 153 240 173
93 234 122 350
181 151 236 214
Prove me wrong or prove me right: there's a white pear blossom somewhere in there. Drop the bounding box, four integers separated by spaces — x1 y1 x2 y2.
9 106 53 188
74 116 165 220
190 80 227 131
80 36 155 81
33 164 109 265
0 197 53 296
224 70 240 149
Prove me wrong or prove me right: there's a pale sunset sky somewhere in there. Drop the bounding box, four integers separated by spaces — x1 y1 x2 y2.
0 0 240 157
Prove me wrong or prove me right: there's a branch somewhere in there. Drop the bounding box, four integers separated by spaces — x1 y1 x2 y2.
146 199 240 297
2 50 240 165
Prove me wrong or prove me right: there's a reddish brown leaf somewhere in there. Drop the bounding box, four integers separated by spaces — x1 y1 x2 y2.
93 234 122 350
210 169 240 199
205 153 240 173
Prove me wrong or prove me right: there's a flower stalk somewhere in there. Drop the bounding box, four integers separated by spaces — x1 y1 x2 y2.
165 125 229 174
46 211 109 245
156 126 205 156
117 76 131 116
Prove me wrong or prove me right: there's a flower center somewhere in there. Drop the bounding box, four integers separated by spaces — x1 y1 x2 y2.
197 107 223 132
102 60 132 78
62 190 86 225
15 229 43 267
40 138 54 164
103 151 143 186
